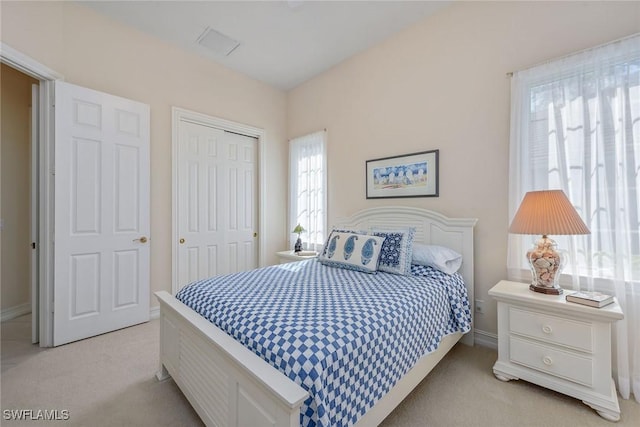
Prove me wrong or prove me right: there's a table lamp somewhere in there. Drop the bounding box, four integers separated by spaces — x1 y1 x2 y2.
509 190 590 295
292 224 305 253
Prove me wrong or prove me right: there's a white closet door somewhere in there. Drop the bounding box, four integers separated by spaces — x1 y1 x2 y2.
177 121 258 292
54 81 150 346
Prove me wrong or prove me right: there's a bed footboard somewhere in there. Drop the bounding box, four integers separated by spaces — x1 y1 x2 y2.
155 291 308 427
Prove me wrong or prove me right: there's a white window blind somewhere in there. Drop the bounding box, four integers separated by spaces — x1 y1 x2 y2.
289 130 326 252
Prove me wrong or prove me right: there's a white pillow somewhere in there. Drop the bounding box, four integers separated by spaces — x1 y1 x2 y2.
411 243 462 275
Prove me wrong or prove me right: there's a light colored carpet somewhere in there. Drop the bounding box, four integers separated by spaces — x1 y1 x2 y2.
1 319 638 426
380 342 640 427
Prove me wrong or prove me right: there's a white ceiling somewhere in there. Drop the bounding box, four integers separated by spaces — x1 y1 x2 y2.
80 1 450 90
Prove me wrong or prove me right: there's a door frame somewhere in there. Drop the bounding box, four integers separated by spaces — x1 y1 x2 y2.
1 42 63 347
171 107 266 295
30 83 39 343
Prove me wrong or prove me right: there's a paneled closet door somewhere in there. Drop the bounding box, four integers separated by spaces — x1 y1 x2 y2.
177 121 258 292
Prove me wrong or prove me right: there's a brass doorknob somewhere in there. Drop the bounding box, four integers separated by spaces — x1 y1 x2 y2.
179 238 185 244
133 236 148 243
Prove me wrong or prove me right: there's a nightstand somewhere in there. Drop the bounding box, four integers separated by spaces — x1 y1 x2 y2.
275 250 317 264
489 280 624 421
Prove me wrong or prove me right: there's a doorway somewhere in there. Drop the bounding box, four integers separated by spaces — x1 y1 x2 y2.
0 64 38 346
1 43 60 347
1 43 151 347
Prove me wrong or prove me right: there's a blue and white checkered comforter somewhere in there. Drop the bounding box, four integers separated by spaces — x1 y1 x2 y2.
176 259 471 427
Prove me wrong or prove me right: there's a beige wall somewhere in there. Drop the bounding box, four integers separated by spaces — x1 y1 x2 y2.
1 64 38 311
287 1 640 335
1 1 289 309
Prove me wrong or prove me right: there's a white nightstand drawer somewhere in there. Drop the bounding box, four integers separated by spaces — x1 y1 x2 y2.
509 307 592 352
510 336 593 386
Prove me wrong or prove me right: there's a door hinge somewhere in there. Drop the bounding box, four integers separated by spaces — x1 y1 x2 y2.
31 242 36 249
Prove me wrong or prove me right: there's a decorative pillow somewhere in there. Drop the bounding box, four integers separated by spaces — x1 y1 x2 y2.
318 230 385 273
411 243 462 275
371 228 416 276
319 228 365 258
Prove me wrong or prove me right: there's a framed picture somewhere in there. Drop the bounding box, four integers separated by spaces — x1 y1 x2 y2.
366 149 439 199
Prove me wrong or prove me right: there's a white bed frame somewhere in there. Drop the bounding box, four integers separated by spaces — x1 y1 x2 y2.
155 206 477 427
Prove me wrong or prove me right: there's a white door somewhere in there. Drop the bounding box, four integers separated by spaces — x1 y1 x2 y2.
177 121 258 292
53 81 150 346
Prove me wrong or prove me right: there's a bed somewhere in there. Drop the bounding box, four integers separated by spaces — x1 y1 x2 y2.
155 206 477 427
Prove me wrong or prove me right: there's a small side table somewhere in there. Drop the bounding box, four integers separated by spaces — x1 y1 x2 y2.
489 280 624 421
276 250 317 264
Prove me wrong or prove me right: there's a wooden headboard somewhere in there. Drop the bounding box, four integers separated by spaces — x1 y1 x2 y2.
334 206 478 345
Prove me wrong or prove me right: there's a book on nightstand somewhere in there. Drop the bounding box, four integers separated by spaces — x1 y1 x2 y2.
566 291 614 308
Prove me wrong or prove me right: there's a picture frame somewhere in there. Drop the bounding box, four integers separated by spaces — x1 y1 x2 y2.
366 149 439 199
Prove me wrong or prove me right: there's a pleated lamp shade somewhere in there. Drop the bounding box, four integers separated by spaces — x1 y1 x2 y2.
509 190 590 236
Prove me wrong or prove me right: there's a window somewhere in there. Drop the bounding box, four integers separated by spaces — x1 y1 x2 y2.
508 35 640 289
289 130 327 252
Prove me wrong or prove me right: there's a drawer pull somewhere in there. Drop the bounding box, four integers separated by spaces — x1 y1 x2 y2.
543 356 553 366
542 325 553 334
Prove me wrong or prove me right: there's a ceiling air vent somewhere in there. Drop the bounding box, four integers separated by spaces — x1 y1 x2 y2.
196 27 240 56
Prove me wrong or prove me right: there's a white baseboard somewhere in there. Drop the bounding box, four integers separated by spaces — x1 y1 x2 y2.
149 305 160 320
1 302 31 323
474 329 498 349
